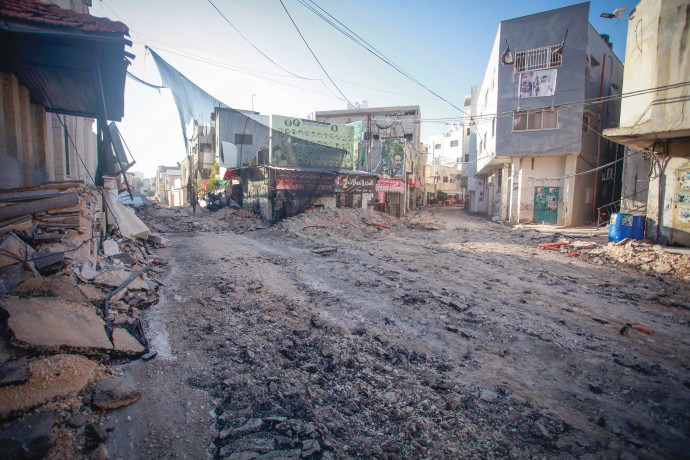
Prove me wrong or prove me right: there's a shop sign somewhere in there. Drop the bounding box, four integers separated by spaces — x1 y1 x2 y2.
376 178 404 192
335 174 376 193
408 177 419 188
275 169 334 195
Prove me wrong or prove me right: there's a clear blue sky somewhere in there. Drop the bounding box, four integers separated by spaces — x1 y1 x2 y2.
90 0 635 177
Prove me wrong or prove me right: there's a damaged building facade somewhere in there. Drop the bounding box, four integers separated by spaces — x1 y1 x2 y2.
604 0 690 246
467 2 625 225
0 0 131 191
315 105 426 216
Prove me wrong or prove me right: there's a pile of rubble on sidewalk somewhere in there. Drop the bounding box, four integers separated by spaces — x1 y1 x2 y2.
271 207 399 240
536 237 690 280
137 204 266 234
0 181 168 458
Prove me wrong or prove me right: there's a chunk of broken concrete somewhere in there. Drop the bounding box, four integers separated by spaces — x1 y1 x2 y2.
0 358 29 386
11 275 88 303
94 270 151 291
0 411 55 459
78 284 106 303
92 378 141 410
110 253 137 267
0 354 96 417
102 239 120 257
111 328 145 357
1 297 113 354
0 232 37 294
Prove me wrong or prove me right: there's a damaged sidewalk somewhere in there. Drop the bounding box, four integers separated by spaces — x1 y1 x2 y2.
0 179 169 458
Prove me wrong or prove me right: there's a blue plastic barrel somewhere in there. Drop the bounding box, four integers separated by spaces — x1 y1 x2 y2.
609 213 633 242
631 215 645 240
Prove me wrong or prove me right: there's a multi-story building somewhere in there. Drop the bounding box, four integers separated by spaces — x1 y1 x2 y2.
469 2 624 225
315 104 425 216
603 0 690 246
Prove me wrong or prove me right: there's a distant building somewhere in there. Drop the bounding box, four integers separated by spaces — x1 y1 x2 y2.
468 2 625 225
426 122 466 203
315 105 425 216
155 166 181 206
603 0 690 245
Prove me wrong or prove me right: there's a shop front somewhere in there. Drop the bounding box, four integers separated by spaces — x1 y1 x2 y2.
375 178 405 217
335 173 377 209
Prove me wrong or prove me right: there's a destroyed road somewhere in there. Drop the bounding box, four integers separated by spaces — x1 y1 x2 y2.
108 206 690 459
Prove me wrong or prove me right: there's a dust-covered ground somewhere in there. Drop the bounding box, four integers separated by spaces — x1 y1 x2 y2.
106 206 690 459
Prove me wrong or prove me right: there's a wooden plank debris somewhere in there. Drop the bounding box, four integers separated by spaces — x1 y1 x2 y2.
0 192 79 222
0 189 60 203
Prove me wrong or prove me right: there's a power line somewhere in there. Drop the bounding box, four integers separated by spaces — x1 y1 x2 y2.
207 0 319 81
279 0 360 113
296 0 475 122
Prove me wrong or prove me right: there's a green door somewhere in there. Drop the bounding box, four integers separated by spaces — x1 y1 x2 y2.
534 186 559 224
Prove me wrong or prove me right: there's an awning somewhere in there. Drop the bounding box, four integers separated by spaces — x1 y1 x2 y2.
0 1 131 120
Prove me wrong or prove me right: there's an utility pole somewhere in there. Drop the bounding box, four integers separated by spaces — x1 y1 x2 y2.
367 114 372 172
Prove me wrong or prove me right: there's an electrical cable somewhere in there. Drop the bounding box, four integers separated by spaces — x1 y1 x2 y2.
279 0 361 114
207 0 319 81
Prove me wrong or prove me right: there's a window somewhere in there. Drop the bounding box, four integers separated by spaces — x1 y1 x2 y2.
450 140 459 147
466 128 470 136
464 154 470 163
443 176 449 183
235 134 253 145
512 108 558 131
582 113 592 133
404 133 413 141
514 44 563 73
435 144 441 149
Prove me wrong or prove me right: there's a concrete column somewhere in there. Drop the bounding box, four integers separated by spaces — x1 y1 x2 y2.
563 153 578 226
31 104 48 185
44 112 55 182
501 163 510 221
18 85 35 186
84 118 97 183
1 73 22 189
509 158 522 224
51 114 66 181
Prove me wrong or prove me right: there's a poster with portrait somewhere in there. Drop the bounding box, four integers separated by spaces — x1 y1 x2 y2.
518 69 557 98
376 138 406 177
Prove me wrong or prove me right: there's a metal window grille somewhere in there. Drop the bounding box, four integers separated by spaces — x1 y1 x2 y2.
514 44 562 73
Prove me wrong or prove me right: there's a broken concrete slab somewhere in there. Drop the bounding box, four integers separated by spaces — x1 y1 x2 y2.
0 354 97 417
94 270 151 292
80 264 98 281
78 284 106 303
1 297 113 353
92 378 141 410
0 358 29 386
110 252 137 267
111 328 145 357
0 411 55 459
0 232 37 294
11 275 89 303
102 239 120 257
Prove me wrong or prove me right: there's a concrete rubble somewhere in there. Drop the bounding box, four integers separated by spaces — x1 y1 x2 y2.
0 182 168 458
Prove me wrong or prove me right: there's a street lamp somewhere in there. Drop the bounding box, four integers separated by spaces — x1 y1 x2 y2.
600 6 630 20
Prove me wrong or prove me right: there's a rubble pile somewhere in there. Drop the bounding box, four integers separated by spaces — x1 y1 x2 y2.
0 182 168 458
534 237 690 280
137 205 266 234
272 207 398 240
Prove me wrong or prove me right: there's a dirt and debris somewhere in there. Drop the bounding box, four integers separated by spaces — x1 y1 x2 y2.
0 182 167 458
88 205 690 459
2 191 689 458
